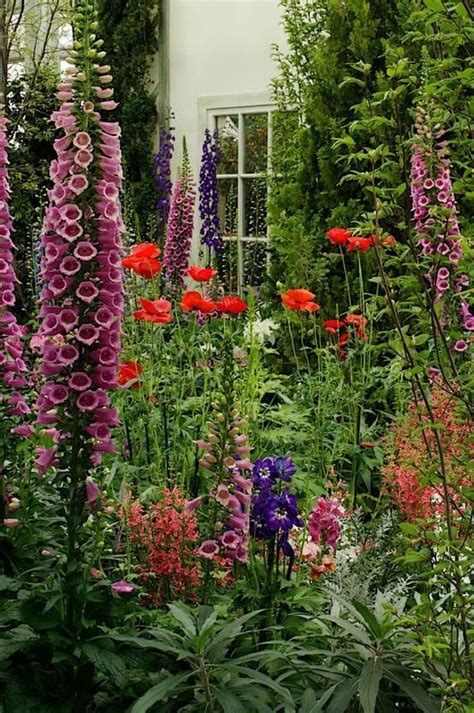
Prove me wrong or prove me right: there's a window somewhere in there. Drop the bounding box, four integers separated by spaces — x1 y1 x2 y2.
207 104 274 293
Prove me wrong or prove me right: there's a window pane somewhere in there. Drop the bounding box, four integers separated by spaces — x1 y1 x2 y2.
216 115 239 174
217 240 239 292
217 178 238 238
244 113 268 174
244 177 267 237
243 241 267 288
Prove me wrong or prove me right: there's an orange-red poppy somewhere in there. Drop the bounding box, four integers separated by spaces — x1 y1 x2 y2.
188 265 218 282
326 228 351 245
180 291 216 314
117 360 143 389
133 297 173 323
215 295 248 314
281 289 320 313
122 243 162 279
323 319 345 334
346 236 374 252
344 314 368 339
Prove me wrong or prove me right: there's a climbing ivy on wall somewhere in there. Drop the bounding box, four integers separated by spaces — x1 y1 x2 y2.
97 0 160 238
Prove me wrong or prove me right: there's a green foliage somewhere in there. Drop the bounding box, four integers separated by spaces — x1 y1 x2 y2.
6 69 58 319
97 0 160 238
269 0 472 307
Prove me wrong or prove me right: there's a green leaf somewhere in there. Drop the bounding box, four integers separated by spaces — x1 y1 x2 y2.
130 672 192 713
327 678 358 713
359 658 383 713
0 575 21 592
423 0 444 11
168 603 197 638
385 669 441 712
212 685 247 712
299 688 318 712
81 642 127 686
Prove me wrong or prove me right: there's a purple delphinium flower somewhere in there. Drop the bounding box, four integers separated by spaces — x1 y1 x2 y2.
33 8 125 472
199 128 223 252
250 456 304 563
264 490 303 532
411 107 472 350
0 115 30 423
152 124 175 238
274 456 297 482
253 457 277 486
163 139 196 289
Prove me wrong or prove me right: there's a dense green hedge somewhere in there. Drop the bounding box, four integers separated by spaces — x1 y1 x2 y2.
97 0 160 238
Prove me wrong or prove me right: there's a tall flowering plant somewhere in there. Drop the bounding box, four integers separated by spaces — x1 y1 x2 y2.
31 0 124 626
152 125 175 239
411 106 472 354
35 1 124 474
0 115 30 428
163 139 196 289
199 128 223 253
0 114 31 528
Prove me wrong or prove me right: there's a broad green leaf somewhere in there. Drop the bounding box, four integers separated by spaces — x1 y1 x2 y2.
168 603 197 638
81 642 127 686
359 658 383 713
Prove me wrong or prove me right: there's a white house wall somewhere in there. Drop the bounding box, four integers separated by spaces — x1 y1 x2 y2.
167 0 287 179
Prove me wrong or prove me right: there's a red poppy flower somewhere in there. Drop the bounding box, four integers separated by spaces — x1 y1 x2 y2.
382 235 396 247
122 243 162 279
338 332 350 347
281 289 320 313
326 228 351 245
215 295 248 314
188 265 218 282
180 291 216 314
133 297 173 323
323 319 345 334
344 314 368 339
346 236 374 252
118 360 143 389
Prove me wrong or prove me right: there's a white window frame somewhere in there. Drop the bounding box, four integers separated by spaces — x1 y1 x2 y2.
198 92 275 291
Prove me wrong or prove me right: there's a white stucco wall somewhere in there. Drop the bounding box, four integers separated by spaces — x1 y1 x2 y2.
168 0 287 175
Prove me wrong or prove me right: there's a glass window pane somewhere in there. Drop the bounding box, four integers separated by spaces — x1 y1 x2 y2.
243 241 267 288
216 114 239 174
217 178 238 238
217 240 239 292
244 113 268 174
243 177 267 237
